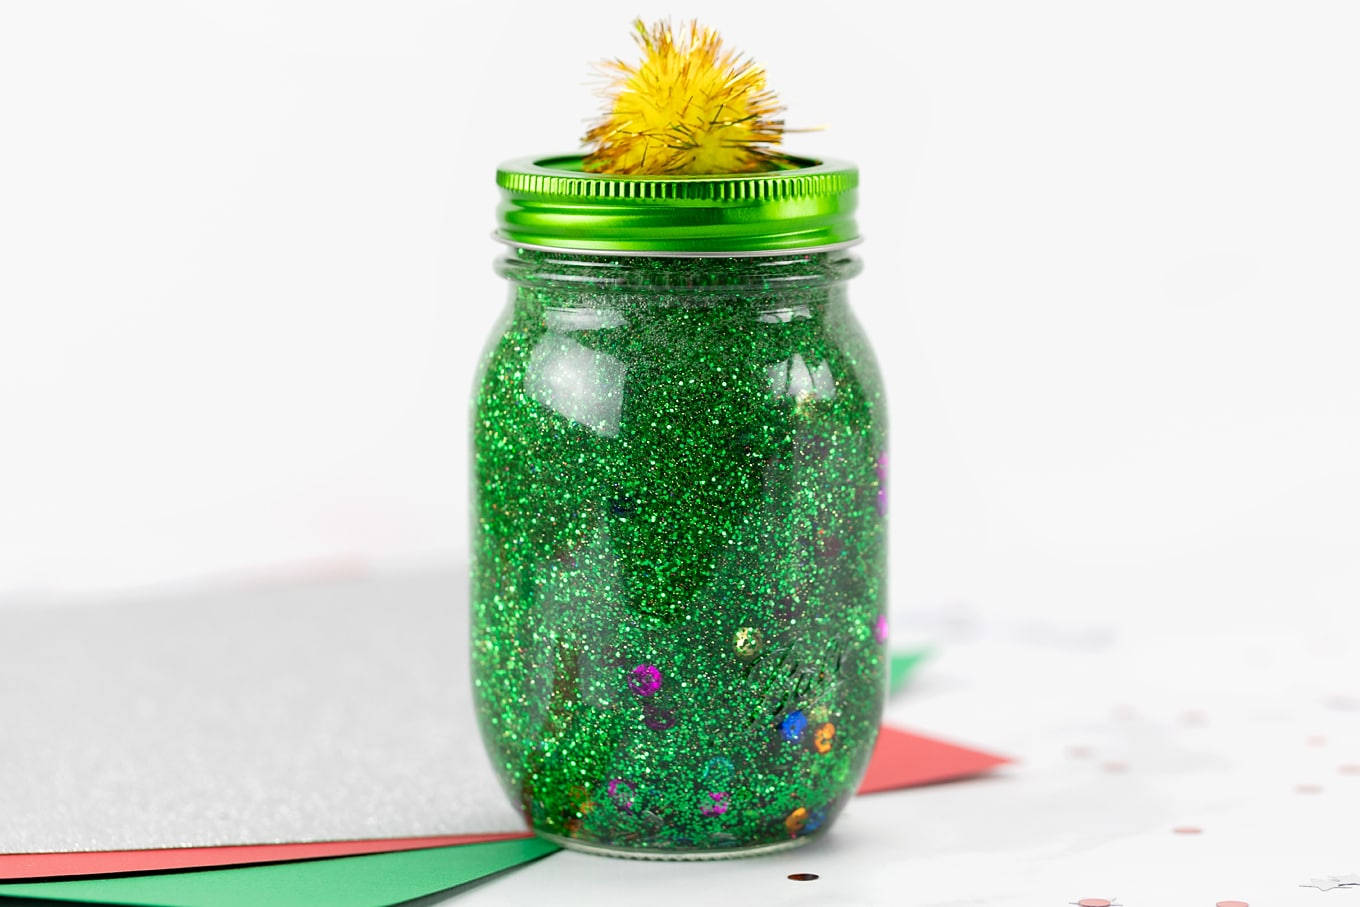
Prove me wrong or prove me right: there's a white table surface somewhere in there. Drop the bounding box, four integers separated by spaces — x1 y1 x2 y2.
5 569 1358 906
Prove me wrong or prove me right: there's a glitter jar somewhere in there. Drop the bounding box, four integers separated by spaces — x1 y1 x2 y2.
472 155 887 859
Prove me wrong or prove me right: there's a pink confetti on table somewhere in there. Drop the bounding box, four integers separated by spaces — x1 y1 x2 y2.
1295 783 1323 794
1216 901 1249 907
1173 825 1203 834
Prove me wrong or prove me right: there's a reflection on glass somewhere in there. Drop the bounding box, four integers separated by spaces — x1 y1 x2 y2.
767 353 837 401
525 335 626 436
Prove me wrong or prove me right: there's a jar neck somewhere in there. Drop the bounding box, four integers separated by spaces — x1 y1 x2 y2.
495 245 862 295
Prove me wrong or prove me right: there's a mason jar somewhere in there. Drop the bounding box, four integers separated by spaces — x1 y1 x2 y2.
471 155 888 859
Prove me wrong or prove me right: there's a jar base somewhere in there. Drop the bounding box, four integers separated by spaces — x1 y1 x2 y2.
535 830 815 862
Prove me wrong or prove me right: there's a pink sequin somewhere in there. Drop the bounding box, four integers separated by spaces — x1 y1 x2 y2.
701 791 730 816
628 664 662 697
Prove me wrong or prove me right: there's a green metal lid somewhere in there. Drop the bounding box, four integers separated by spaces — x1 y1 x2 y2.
495 154 858 255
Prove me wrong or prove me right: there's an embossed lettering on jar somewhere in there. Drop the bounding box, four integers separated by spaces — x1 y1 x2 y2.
471 156 888 859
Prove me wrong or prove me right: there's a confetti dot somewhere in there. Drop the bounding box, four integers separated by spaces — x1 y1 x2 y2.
1076 899 1112 907
1066 745 1093 759
1216 901 1249 907
1339 764 1360 775
784 807 809 836
1111 704 1137 720
873 614 889 644
1101 761 1129 774
1295 783 1323 794
1307 735 1327 747
813 722 836 754
788 873 820 882
1173 825 1202 834
1181 709 1209 726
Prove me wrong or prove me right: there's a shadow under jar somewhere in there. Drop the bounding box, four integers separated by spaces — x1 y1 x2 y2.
471 155 888 859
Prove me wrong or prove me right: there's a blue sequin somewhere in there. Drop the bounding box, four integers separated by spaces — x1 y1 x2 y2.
780 710 808 741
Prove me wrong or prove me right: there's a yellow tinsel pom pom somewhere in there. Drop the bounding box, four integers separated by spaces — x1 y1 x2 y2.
583 19 787 175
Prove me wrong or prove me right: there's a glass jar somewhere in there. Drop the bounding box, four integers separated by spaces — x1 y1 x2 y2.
471 156 887 859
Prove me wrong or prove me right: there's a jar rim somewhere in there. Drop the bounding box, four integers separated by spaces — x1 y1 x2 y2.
495 154 859 254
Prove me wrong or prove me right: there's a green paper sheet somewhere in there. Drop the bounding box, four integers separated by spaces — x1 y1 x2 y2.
889 648 931 694
0 837 559 907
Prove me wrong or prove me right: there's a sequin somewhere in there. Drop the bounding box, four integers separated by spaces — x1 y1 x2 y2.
701 757 734 782
606 778 636 813
733 626 764 657
701 791 730 816
641 700 677 731
875 452 888 515
780 710 809 742
813 722 836 753
784 807 809 836
628 664 662 697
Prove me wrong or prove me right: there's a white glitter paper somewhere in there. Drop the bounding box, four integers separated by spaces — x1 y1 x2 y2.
0 569 524 852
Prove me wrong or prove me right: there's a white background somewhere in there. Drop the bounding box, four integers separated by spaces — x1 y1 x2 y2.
4 4 1360 904
3 0 1359 631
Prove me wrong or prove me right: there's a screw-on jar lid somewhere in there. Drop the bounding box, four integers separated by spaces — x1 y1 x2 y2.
495 154 858 255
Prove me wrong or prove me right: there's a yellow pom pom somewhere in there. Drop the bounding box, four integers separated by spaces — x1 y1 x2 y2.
583 19 787 175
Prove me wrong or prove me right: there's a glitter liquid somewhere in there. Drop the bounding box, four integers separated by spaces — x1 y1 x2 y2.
472 247 887 858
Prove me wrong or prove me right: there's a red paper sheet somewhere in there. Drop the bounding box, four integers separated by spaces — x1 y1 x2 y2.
858 725 1011 794
2 725 1008 880
0 832 532 881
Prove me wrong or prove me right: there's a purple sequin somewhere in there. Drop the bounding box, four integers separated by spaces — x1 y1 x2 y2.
875 451 888 515
606 778 636 813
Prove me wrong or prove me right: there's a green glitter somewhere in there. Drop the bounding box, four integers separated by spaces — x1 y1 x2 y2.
471 247 887 858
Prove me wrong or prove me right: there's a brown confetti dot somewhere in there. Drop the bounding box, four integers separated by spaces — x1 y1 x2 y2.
1295 783 1323 794
1340 763 1360 775
1216 901 1249 907
1076 899 1112 907
1101 761 1128 774
787 873 819 881
1172 825 1202 834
